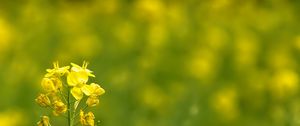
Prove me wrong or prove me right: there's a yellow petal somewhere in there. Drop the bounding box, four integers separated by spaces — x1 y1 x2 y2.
71 62 95 77
71 87 83 100
91 83 105 96
67 71 89 86
71 62 81 68
56 66 70 76
88 71 96 77
81 85 93 96
71 63 82 72
67 72 77 86
76 71 89 83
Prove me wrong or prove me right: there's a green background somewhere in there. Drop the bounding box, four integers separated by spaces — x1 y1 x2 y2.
0 0 300 126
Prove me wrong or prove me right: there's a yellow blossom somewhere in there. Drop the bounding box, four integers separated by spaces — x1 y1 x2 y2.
67 61 95 100
81 83 105 107
53 101 67 116
45 61 70 78
37 116 50 126
36 61 104 125
81 83 105 97
80 110 95 126
67 71 88 87
35 94 51 107
71 61 95 77
67 61 95 86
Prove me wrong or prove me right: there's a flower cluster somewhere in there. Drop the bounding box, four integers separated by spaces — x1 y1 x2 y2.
35 61 105 126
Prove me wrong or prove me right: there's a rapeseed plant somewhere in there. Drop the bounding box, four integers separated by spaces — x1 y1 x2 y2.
35 61 105 126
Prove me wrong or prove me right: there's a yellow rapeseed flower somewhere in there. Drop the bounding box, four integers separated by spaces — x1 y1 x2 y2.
81 83 105 107
67 61 95 86
36 61 105 125
81 83 105 97
80 110 95 126
45 61 70 78
35 94 51 107
67 61 95 100
37 116 50 126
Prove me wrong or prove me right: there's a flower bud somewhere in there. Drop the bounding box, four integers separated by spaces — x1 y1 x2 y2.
80 110 95 126
35 94 51 107
86 96 99 107
41 78 56 93
37 116 50 126
53 101 67 116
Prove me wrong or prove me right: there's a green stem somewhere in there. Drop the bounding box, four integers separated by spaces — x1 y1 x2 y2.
60 90 67 103
67 88 73 126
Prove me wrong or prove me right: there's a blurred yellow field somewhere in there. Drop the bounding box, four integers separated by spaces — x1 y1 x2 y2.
0 0 299 126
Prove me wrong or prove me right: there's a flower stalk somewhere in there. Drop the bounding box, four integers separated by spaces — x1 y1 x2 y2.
67 88 72 126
